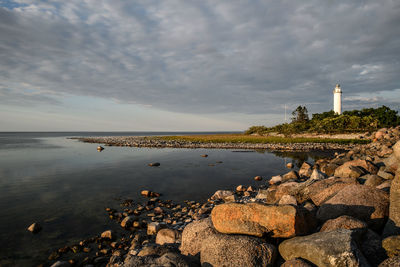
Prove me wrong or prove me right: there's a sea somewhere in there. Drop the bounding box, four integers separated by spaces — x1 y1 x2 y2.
0 132 332 266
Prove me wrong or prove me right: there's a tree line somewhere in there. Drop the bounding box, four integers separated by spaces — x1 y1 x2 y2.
245 105 400 135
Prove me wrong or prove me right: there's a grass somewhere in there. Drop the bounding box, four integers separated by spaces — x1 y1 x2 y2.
156 134 370 145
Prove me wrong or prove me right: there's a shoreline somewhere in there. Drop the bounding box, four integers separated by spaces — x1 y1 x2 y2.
73 135 364 152
46 127 400 266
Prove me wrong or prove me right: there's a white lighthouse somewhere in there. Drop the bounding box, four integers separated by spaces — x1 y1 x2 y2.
333 84 342 115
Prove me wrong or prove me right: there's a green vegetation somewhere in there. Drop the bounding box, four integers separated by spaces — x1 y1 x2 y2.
246 105 400 135
157 134 369 144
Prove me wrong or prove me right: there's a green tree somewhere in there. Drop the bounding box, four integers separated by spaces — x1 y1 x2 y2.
291 106 309 123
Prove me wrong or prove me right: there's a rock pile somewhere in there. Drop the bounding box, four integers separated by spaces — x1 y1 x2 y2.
47 126 400 266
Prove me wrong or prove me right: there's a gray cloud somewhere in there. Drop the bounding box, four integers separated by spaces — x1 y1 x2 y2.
0 0 399 115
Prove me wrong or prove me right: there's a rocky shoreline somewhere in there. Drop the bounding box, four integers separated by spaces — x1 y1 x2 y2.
46 127 400 266
74 136 362 152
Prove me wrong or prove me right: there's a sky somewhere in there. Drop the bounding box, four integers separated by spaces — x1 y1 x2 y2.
0 0 400 131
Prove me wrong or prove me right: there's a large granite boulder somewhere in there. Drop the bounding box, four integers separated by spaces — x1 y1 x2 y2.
317 184 389 230
279 229 370 267
379 256 400 267
334 159 378 178
393 141 400 161
382 235 400 257
123 252 198 267
211 203 316 238
180 218 276 267
384 171 400 236
383 154 400 173
320 215 367 232
304 176 358 206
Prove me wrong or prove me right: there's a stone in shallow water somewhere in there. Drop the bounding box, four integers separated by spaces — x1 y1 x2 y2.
101 230 113 240
27 222 42 233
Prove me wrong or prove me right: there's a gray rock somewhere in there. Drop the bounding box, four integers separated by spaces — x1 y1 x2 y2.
379 256 400 267
280 258 314 267
382 235 400 257
180 218 276 267
320 215 367 232
123 252 198 267
155 228 181 245
310 168 326 180
317 184 389 230
384 172 400 236
279 229 370 267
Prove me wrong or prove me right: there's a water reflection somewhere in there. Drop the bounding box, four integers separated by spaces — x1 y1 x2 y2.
0 134 335 266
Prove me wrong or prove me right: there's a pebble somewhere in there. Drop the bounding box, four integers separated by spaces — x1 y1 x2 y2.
27 222 42 233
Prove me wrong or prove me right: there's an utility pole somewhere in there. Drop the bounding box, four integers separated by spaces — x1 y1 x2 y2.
284 104 287 123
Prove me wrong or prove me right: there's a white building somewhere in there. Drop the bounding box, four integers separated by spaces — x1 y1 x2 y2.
333 84 342 114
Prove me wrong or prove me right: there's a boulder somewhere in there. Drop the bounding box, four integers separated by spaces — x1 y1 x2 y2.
334 159 378 177
383 154 400 173
282 171 299 181
320 163 339 176
180 218 276 267
211 203 315 238
310 168 326 180
334 165 365 179
281 258 313 267
317 185 389 230
156 229 181 245
377 180 392 192
299 162 313 177
383 235 400 257
305 176 357 206
278 195 297 205
364 174 385 187
384 171 400 236
360 229 387 266
286 163 294 169
269 175 282 185
394 141 400 161
180 218 216 256
124 252 198 267
379 256 400 267
279 229 370 267
274 182 302 203
378 170 394 180
255 189 277 204
320 215 367 232
147 222 161 235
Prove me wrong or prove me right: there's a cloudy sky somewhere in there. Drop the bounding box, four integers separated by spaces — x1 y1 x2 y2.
1 0 399 131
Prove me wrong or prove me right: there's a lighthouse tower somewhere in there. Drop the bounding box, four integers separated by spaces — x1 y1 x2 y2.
333 84 342 115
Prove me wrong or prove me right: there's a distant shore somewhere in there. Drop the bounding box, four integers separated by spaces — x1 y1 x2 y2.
74 134 370 152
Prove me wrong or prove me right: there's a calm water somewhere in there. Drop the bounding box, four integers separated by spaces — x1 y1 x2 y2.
0 132 331 266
